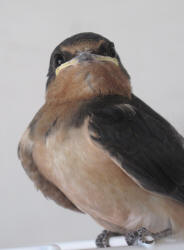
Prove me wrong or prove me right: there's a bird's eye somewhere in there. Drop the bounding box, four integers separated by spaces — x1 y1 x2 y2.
99 43 116 58
99 44 108 56
108 45 116 58
54 54 65 68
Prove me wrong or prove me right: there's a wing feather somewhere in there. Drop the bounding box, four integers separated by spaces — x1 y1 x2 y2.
89 94 184 203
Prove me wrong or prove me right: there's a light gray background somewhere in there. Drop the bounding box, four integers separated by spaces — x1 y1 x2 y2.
0 0 184 248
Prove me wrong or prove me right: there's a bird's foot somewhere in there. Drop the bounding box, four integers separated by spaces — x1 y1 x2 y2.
125 227 154 246
95 230 121 248
125 227 172 246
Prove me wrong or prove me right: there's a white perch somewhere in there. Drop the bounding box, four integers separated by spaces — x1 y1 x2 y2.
55 236 128 249
3 237 184 250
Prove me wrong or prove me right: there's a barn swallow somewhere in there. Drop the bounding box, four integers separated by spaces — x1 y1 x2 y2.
18 32 184 247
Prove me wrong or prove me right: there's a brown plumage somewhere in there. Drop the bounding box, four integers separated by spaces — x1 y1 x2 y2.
18 32 184 246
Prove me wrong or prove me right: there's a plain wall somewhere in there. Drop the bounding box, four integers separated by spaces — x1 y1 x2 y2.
0 0 184 248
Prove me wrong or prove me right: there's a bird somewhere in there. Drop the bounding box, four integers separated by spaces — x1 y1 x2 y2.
18 32 184 247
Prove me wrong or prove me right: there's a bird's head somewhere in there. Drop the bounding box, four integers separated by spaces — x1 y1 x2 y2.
46 32 131 103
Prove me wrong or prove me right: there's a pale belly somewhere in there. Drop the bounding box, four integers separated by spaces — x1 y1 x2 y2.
33 127 184 235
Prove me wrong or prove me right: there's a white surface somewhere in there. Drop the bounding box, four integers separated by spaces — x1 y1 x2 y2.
2 239 184 250
0 0 184 249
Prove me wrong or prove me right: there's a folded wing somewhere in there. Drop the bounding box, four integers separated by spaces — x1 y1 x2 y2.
89 94 184 203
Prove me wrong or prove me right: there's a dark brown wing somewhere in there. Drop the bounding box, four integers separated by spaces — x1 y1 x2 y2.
88 94 184 203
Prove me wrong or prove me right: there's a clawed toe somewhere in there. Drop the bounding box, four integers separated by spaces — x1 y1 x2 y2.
96 230 109 248
125 227 172 246
96 230 121 248
96 227 172 248
137 227 154 245
125 227 155 246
